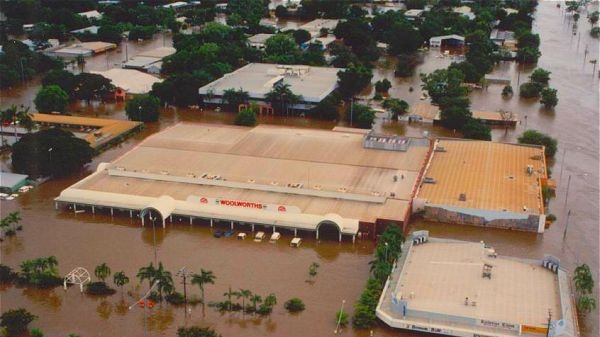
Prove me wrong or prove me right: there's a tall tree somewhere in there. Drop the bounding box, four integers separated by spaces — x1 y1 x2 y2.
113 271 130 294
191 269 216 305
125 94 161 122
337 63 373 98
34 85 69 113
94 263 111 283
227 0 265 29
11 128 94 178
264 83 302 116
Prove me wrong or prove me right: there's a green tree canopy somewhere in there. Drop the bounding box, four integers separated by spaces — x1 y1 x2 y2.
125 94 161 122
337 63 373 98
227 0 266 29
518 130 558 158
540 87 558 108
12 128 94 178
462 119 492 140
265 34 301 64
177 326 221 337
530 68 551 84
0 308 36 336
350 104 375 129
34 85 69 113
95 263 111 282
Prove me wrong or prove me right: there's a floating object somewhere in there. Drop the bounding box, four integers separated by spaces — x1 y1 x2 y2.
74 209 86 214
290 237 302 247
5 196 14 200
10 194 18 198
254 231 265 242
137 300 155 308
213 231 224 238
237 232 246 240
270 232 281 242
223 230 234 238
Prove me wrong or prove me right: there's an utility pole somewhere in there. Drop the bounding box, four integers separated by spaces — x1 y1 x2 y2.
546 309 552 337
350 97 354 126
176 267 191 305
563 210 572 239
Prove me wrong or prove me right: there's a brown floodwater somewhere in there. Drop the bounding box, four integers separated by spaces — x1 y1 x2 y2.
0 2 598 336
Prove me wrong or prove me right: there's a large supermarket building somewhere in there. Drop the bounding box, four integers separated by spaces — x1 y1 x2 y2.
55 124 432 241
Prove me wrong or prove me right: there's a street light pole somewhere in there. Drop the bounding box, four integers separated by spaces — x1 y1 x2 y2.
149 210 158 266
129 280 160 337
334 299 346 334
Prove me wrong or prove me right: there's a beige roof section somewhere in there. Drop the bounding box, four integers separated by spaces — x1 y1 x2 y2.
61 123 430 224
396 240 561 327
91 69 162 94
136 47 176 59
32 114 141 148
410 103 518 123
417 139 546 214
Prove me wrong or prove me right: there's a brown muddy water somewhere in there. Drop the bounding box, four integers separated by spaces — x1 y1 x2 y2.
0 2 598 336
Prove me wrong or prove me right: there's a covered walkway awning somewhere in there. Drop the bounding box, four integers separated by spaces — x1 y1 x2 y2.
55 189 359 235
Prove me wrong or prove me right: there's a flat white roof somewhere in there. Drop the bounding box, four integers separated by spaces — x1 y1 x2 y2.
0 172 28 189
70 26 100 34
78 10 102 19
198 63 342 103
299 19 339 32
90 69 162 94
136 47 176 59
248 33 274 45
396 240 561 328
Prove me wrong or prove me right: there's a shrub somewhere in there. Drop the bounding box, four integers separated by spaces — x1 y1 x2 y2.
540 87 558 108
591 27 600 38
0 264 16 283
85 281 116 296
177 326 221 337
166 292 186 305
0 309 36 336
462 119 491 141
546 214 557 222
234 108 257 126
30 328 44 337
530 68 551 84
284 298 305 313
502 85 513 97
374 79 391 93
519 82 542 98
518 130 558 158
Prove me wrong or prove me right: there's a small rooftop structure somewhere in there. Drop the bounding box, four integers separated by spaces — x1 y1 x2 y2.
298 19 339 37
404 9 424 20
503 7 519 15
52 41 116 57
0 172 28 193
490 29 516 46
407 103 517 126
377 237 578 337
248 33 274 50
162 1 190 10
416 138 548 232
198 63 342 108
91 69 162 95
452 6 475 20
429 34 465 48
70 26 100 34
77 10 102 20
123 47 175 71
31 114 142 149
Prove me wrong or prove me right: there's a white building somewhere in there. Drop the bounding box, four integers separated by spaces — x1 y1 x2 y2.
78 10 103 20
198 63 342 112
248 33 275 50
91 68 162 95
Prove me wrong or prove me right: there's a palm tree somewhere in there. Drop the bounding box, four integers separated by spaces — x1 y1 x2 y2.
238 288 252 312
16 107 34 133
224 286 234 311
264 83 302 116
250 294 262 312
95 263 111 282
222 88 249 111
191 269 216 305
0 108 9 147
263 293 277 308
573 264 594 295
45 256 59 275
113 271 129 294
576 295 597 315
137 263 157 288
154 262 174 299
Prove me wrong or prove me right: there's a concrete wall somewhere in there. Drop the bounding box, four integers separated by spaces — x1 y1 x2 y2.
423 205 542 232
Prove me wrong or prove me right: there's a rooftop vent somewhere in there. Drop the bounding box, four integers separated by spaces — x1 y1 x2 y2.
338 187 347 193
435 146 446 152
160 170 169 175
247 179 255 183
459 193 467 201
270 181 279 186
287 183 303 188
186 173 196 178
423 177 436 184
313 185 322 190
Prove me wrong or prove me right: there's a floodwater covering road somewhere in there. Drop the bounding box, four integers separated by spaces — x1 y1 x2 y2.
0 2 598 336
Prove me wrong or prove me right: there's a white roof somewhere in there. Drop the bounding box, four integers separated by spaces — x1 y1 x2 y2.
429 34 465 42
137 47 176 59
198 63 341 103
78 10 102 19
90 69 162 94
70 26 100 34
0 172 28 189
163 1 188 8
404 9 424 17
248 33 274 45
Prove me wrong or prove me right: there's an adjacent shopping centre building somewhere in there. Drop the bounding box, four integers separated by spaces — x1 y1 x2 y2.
56 123 552 238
